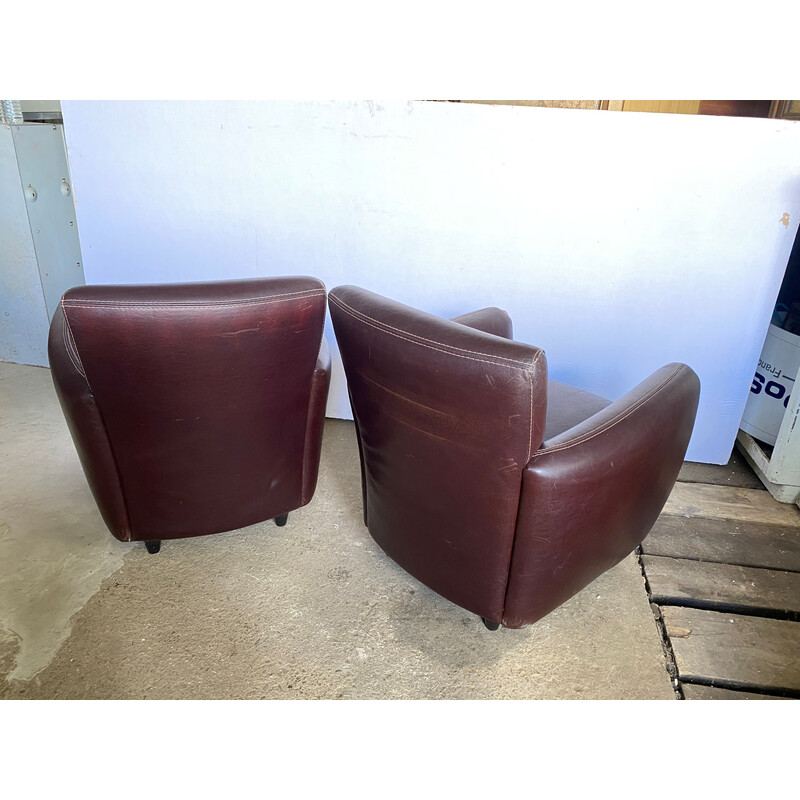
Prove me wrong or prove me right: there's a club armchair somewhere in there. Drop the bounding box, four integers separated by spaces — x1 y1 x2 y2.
328 285 700 629
48 276 330 553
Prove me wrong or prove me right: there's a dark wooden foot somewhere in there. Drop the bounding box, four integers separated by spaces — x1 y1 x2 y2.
482 617 500 631
144 540 161 554
274 513 288 527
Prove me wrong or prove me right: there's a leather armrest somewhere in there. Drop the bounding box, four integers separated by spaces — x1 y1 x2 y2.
451 307 513 340
48 303 132 541
540 364 698 451
502 363 700 628
301 336 332 504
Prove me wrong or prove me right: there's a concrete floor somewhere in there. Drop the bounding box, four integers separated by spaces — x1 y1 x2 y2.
0 361 675 699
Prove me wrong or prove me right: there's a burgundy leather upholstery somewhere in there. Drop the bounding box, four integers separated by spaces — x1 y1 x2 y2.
329 286 700 629
48 277 330 544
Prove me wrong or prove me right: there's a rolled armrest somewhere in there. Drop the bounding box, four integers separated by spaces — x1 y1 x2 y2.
451 307 513 340
502 363 700 628
540 364 697 451
48 303 132 541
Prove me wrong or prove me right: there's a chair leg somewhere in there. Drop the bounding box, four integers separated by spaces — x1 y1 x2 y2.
144 540 161 554
482 617 500 631
274 513 288 527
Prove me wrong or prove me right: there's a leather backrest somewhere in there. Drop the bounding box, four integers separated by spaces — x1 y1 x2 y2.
48 277 327 541
328 286 547 621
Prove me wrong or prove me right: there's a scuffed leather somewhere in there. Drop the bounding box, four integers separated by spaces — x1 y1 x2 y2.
331 286 700 629
48 276 330 543
329 287 547 621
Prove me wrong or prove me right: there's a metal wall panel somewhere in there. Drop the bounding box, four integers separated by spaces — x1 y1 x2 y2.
0 125 50 366
12 123 84 320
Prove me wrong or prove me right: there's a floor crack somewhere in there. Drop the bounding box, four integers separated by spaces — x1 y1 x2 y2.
636 545 683 699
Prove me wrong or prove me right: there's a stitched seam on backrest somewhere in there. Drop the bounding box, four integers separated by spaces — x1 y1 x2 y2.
499 351 544 624
332 293 534 366
527 369 534 462
62 296 326 311
61 293 323 376
329 294 540 372
531 366 686 459
62 310 84 377
61 288 325 307
61 291 327 312
330 293 537 368
331 295 533 373
61 301 87 378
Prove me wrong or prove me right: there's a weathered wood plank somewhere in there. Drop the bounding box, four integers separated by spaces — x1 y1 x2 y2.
662 606 800 693
642 515 800 572
678 451 764 490
663 483 800 527
642 555 800 617
681 683 789 700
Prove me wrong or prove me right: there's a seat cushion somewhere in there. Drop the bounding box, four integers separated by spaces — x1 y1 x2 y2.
544 380 611 442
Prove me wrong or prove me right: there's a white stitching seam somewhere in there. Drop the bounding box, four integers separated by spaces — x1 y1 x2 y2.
532 365 686 458
528 370 534 462
61 310 81 375
329 293 538 368
329 294 542 372
61 287 325 307
62 292 327 312
61 290 325 381
61 300 87 378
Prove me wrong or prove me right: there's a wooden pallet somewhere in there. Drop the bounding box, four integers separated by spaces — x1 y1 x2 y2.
642 456 800 699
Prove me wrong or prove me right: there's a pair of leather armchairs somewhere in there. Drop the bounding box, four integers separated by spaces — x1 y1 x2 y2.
49 277 699 629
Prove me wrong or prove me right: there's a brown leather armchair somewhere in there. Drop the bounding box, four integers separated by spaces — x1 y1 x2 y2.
48 277 330 553
329 286 700 630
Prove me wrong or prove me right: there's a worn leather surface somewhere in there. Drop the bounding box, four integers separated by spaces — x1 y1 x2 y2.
504 363 700 628
48 277 329 542
329 288 547 622
331 287 700 628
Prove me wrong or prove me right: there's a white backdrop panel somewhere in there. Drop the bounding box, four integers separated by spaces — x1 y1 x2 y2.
61 100 800 463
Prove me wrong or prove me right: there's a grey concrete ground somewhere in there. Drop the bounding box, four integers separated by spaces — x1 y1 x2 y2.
0 361 675 699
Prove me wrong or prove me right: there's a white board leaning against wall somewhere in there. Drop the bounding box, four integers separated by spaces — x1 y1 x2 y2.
61 100 800 464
